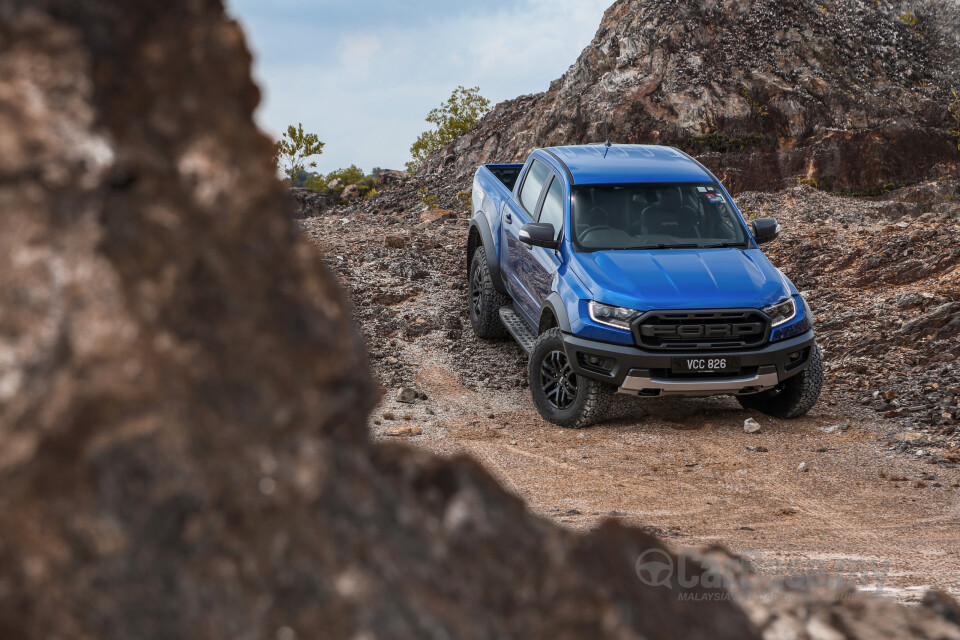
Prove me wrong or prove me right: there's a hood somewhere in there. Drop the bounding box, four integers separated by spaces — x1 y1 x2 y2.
570 248 793 310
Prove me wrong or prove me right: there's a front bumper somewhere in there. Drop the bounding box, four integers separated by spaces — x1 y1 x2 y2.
561 330 816 397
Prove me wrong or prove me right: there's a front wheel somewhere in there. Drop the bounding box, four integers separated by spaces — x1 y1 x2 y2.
737 344 824 418
529 328 611 428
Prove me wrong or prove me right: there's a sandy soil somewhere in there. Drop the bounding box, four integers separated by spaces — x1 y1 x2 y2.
370 332 960 603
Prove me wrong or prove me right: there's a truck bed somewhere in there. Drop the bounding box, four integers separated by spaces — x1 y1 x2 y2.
483 164 524 193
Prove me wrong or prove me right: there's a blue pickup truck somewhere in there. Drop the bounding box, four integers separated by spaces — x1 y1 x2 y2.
467 144 822 428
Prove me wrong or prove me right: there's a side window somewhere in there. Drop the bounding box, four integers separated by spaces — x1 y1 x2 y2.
519 160 550 215
538 177 564 240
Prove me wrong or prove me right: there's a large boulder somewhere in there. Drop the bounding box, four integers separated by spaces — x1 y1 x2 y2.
288 187 336 217
377 168 410 188
340 183 361 201
422 0 960 193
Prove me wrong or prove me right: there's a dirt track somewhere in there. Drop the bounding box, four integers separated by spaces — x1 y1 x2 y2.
364 338 959 605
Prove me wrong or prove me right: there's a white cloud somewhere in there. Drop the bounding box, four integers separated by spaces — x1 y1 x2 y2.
340 34 382 68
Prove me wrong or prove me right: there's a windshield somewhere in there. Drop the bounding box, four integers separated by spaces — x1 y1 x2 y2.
571 183 749 251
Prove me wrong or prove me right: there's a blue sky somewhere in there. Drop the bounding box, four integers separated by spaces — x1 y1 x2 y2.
225 0 610 174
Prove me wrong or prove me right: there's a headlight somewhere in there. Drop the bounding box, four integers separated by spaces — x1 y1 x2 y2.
762 298 797 327
589 301 642 330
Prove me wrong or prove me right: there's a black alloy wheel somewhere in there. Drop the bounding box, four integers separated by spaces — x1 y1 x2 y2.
539 349 578 410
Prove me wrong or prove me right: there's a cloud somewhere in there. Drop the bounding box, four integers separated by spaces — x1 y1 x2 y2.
227 0 610 173
340 34 382 69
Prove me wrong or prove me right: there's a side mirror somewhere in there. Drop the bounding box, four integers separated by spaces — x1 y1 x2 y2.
519 222 560 249
750 217 781 245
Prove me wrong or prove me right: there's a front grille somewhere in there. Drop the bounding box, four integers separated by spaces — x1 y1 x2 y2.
633 309 770 351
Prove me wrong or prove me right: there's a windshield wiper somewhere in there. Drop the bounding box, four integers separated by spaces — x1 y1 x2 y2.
629 243 700 250
700 242 747 248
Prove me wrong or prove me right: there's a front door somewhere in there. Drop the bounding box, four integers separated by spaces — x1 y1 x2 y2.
502 159 550 321
525 175 565 311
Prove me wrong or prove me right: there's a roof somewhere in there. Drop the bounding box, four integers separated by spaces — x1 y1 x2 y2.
541 144 713 185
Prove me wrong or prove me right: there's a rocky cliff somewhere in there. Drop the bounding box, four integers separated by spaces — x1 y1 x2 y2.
423 0 960 193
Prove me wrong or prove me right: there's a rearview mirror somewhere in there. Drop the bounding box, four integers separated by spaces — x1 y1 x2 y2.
519 222 559 249
750 218 781 245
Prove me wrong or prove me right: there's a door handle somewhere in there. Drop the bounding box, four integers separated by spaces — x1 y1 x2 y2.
504 212 512 224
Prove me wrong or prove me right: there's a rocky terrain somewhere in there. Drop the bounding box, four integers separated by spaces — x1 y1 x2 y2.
422 0 960 193
3 0 960 639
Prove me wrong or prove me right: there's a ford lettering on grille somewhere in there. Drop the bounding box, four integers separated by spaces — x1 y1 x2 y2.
633 309 770 350
642 323 764 339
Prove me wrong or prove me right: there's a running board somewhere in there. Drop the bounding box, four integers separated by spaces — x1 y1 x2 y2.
499 305 537 355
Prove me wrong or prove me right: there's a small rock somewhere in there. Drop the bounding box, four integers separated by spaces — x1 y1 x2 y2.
384 234 406 249
746 446 768 452
396 387 417 404
509 440 517 445
818 419 851 434
738 526 756 531
743 418 762 434
564 509 582 516
797 462 809 472
418 208 454 227
383 426 423 437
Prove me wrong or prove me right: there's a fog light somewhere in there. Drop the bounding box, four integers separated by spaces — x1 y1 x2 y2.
578 353 614 373
787 350 803 362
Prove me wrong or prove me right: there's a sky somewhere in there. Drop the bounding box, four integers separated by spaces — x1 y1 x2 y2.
225 0 611 175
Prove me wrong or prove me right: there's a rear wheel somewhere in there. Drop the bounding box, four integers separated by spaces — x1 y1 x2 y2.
468 250 509 338
737 345 824 418
529 328 611 428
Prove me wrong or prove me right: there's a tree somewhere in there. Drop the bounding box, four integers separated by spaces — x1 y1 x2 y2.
407 86 490 172
274 123 325 180
325 165 366 186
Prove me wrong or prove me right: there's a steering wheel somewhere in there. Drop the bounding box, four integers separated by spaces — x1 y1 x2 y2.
579 225 616 244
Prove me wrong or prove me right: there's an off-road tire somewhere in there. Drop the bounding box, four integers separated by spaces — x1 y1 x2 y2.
737 344 824 418
468 250 510 338
529 328 612 428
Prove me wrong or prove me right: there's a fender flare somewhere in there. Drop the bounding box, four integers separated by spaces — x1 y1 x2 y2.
541 292 572 333
468 216 507 294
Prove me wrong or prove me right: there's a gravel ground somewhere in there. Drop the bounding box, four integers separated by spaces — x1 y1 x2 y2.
300 177 960 600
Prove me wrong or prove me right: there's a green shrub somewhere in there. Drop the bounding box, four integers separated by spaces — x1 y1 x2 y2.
407 86 490 172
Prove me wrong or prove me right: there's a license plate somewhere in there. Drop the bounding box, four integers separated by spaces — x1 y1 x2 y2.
671 356 740 374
